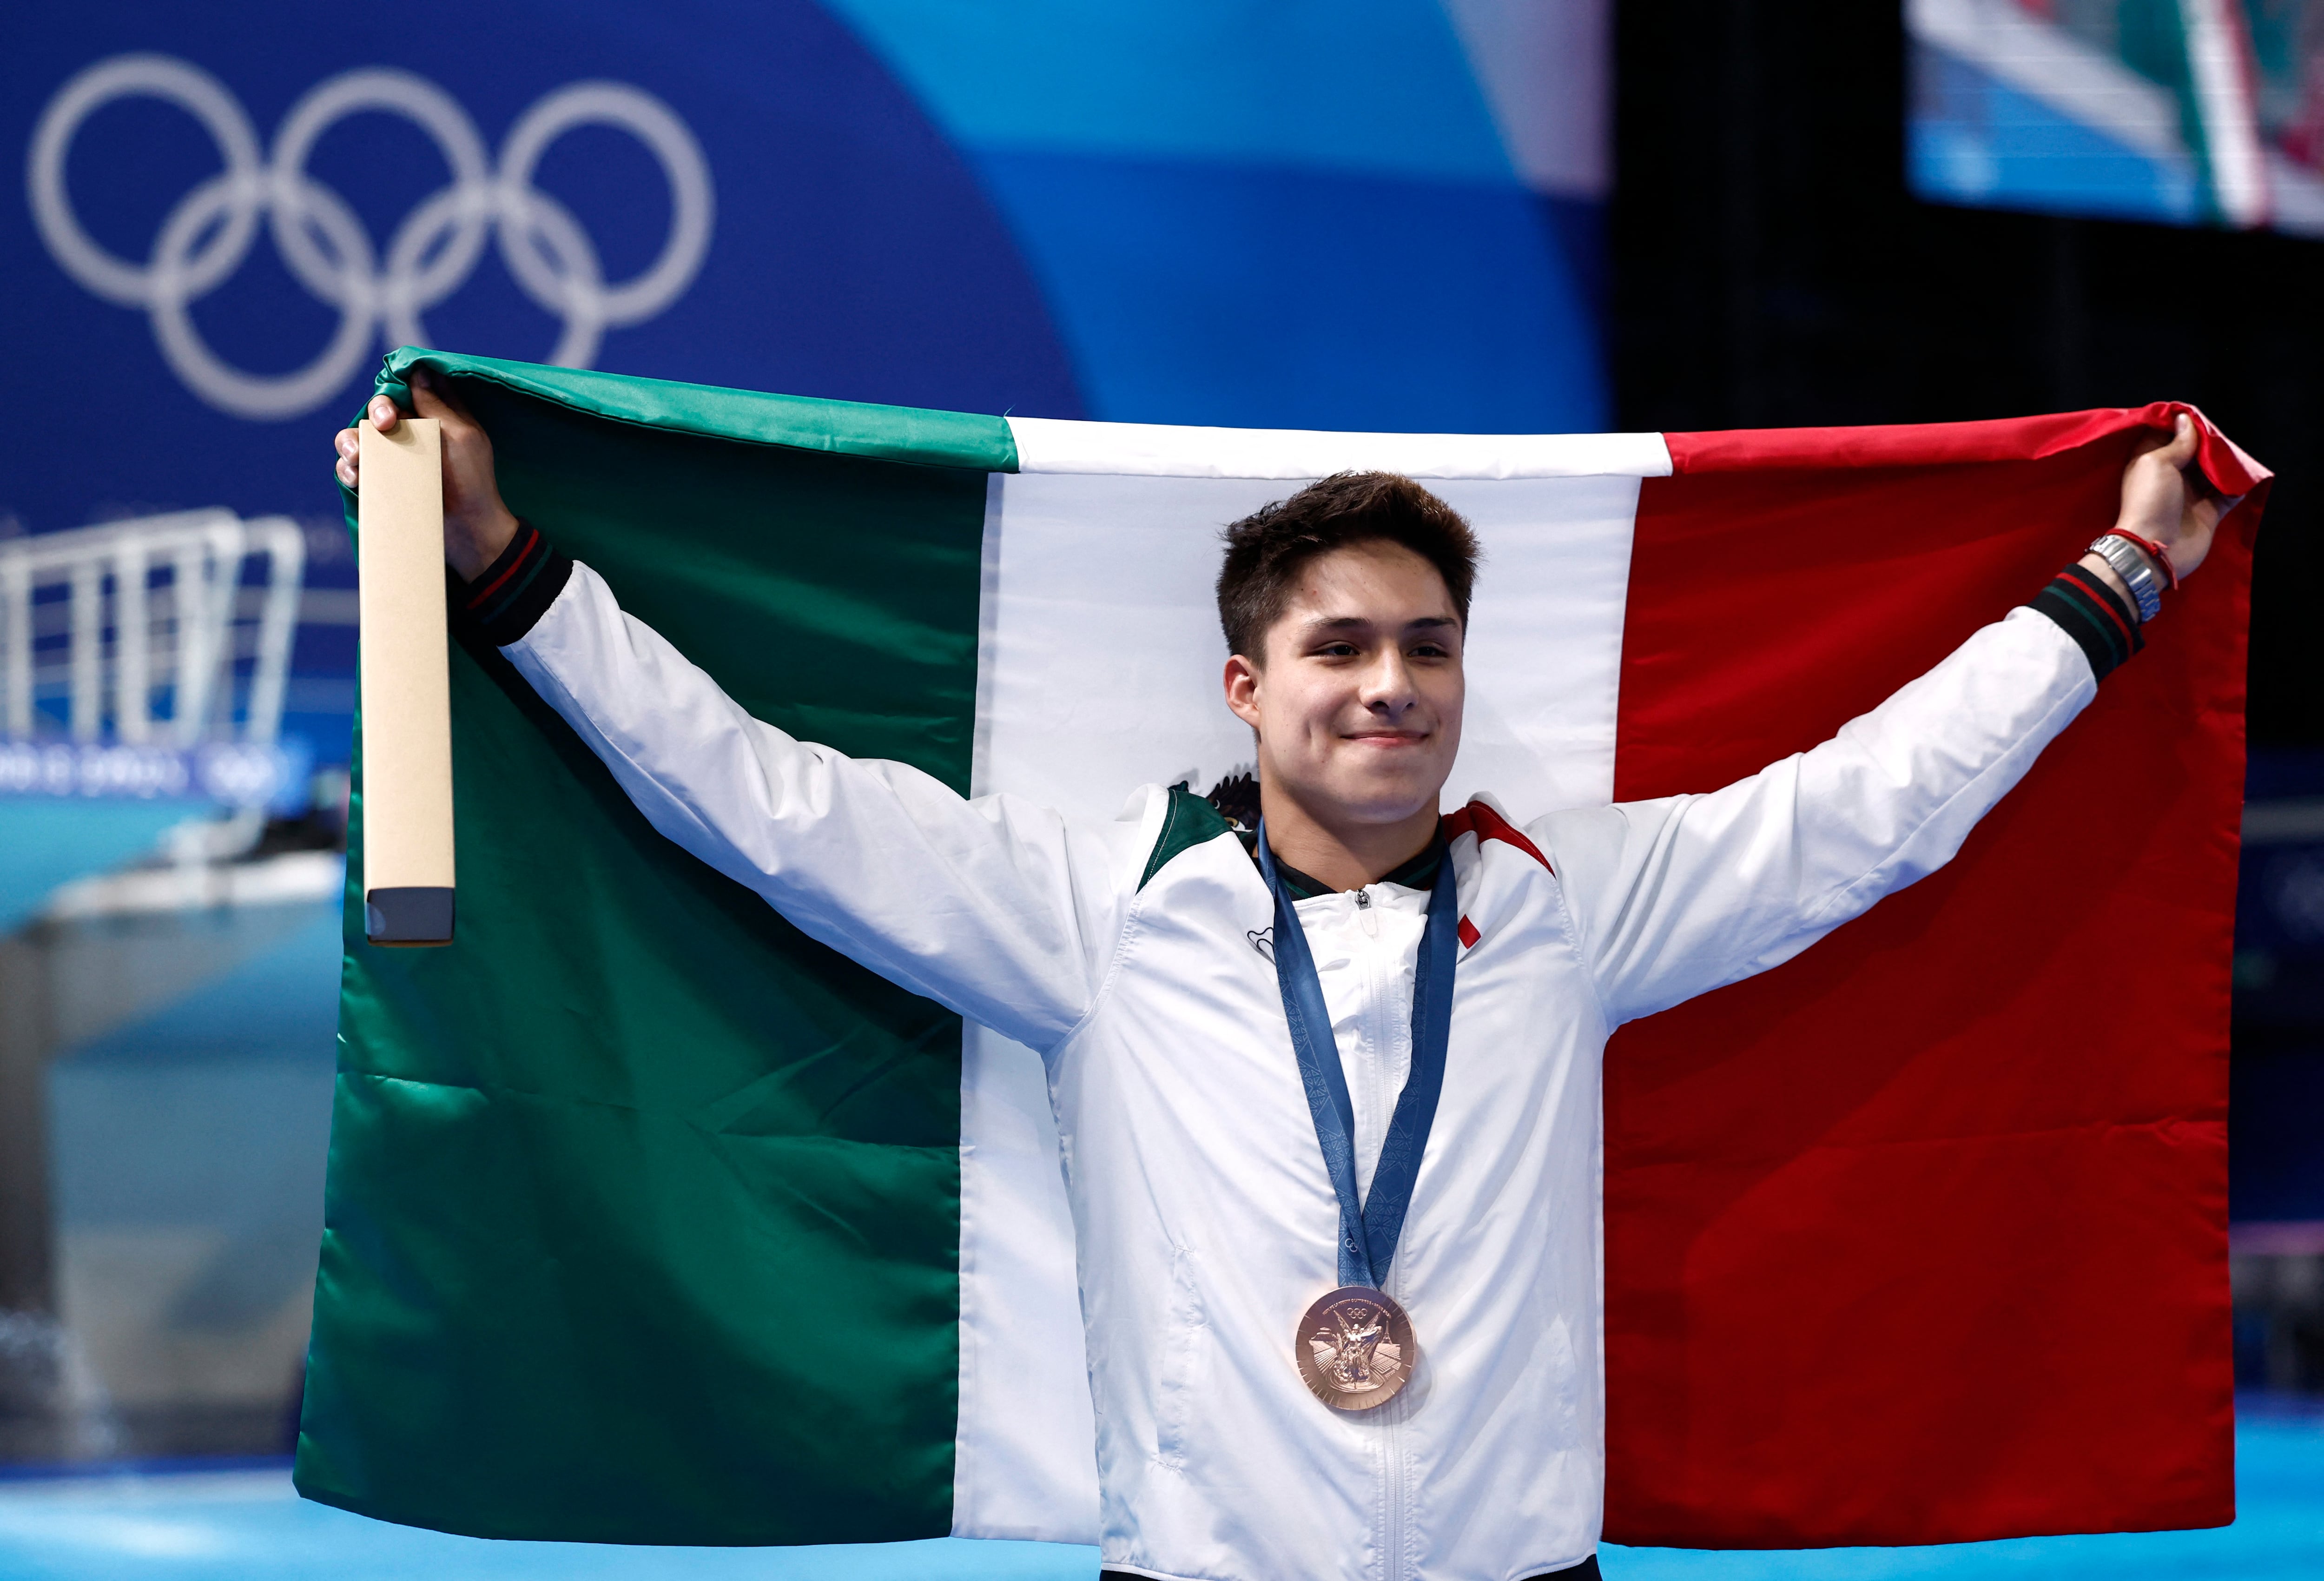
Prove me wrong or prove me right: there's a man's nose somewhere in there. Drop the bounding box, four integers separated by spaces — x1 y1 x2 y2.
1360 649 1417 711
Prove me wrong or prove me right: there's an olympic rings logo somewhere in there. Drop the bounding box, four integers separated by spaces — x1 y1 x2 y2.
27 54 715 420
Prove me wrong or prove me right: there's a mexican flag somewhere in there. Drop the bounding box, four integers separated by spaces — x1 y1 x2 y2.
299 347 2265 1550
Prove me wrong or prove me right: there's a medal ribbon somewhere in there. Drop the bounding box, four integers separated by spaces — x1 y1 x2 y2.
1257 820 1459 1290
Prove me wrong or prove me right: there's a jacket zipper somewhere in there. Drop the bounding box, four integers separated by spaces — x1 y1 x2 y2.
1384 1397 1410 1581
1353 884 1407 1581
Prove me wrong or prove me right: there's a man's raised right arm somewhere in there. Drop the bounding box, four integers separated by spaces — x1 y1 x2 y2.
336 377 1142 1054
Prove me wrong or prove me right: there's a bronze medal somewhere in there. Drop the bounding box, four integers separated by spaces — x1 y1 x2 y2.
1295 1285 1417 1410
1257 826 1456 1419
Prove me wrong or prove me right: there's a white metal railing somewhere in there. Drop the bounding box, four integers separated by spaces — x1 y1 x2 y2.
0 510 304 748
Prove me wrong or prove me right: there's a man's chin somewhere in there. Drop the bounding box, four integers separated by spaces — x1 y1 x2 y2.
1313 778 1450 828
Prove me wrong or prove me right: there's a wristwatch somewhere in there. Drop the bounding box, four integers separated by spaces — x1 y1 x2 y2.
2089 533 2164 623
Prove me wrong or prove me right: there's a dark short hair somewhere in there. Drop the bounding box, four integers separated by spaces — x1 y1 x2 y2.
1215 472 1481 661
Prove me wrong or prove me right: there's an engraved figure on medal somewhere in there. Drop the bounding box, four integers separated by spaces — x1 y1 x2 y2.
1296 1286 1417 1410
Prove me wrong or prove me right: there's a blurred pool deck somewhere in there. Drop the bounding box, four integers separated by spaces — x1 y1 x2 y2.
2 1405 2317 1581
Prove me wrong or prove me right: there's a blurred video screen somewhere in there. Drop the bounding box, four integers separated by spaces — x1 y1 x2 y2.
1910 0 2324 232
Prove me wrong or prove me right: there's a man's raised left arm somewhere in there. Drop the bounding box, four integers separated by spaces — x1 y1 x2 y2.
1538 415 2225 1026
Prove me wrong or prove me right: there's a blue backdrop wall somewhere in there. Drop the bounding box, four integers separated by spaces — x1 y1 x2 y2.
3 0 1611 768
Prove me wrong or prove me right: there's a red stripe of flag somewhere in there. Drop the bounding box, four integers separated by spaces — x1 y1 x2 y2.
1602 406 2262 1547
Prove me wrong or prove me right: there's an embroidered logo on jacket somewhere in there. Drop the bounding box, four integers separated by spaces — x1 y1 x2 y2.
1247 927 1275 963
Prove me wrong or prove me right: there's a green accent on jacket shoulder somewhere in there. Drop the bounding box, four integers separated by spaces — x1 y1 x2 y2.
371 346 1020 473
1140 783 1237 891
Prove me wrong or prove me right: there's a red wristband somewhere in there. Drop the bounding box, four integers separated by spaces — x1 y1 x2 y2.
2104 528 2179 590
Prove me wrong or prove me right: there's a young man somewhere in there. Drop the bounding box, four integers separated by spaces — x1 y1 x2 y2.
335 376 2220 1581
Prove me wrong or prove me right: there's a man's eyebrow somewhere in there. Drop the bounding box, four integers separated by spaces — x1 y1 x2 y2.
1300 614 1460 630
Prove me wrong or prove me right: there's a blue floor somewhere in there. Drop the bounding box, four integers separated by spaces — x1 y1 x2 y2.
1 1412 2317 1580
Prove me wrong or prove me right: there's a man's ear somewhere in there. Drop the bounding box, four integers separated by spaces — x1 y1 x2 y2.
1223 653 1264 732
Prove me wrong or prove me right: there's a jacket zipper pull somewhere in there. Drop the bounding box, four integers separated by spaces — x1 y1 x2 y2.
1355 886 1379 937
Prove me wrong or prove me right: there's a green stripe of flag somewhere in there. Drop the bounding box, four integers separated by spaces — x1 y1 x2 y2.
377 345 1023 474
299 358 990 1543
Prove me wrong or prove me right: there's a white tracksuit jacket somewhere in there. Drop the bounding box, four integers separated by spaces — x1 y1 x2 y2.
501 561 2101 1581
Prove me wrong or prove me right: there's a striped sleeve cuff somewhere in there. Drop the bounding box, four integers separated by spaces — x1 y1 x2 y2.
452 520 571 647
2028 561 2143 682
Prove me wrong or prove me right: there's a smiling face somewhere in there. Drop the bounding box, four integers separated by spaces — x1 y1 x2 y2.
1223 539 1466 838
